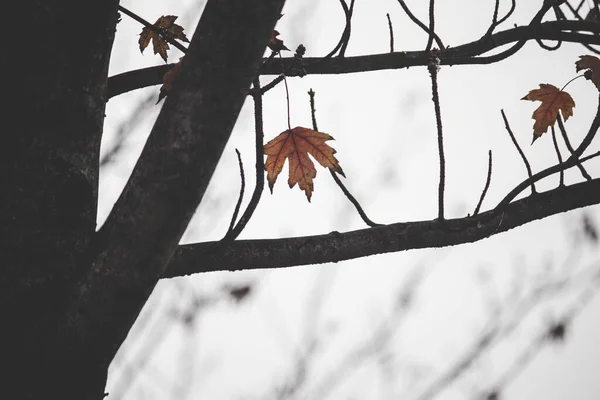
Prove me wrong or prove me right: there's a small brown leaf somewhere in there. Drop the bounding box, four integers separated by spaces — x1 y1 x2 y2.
268 30 289 53
264 127 344 201
138 15 189 62
157 57 183 104
575 55 600 91
521 84 575 142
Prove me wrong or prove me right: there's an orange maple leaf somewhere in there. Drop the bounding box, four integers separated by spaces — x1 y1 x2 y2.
521 84 575 142
264 127 345 201
268 30 289 53
157 57 183 104
575 55 600 91
139 15 189 62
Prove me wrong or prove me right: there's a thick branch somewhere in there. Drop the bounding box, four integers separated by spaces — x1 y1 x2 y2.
65 0 285 365
108 20 600 98
164 178 600 277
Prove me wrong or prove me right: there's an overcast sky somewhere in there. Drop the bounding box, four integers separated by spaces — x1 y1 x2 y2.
102 1 600 399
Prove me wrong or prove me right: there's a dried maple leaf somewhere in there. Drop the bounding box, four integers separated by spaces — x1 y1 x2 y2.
264 126 345 201
157 57 183 104
575 55 600 91
268 30 289 53
521 84 575 142
139 15 189 62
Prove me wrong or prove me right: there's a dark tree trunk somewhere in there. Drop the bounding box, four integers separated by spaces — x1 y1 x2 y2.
2 1 285 398
3 1 118 398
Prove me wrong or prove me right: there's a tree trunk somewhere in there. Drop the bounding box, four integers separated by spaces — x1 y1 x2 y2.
3 1 118 398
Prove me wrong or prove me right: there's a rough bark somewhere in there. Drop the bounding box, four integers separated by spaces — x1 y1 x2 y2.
3 1 119 398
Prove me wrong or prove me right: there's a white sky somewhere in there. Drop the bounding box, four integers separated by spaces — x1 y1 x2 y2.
102 1 600 399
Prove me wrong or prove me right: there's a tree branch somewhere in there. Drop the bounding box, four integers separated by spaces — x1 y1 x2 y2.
108 20 600 98
164 178 600 277
65 0 286 364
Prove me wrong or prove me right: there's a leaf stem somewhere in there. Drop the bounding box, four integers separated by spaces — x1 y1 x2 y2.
280 53 292 130
560 74 584 92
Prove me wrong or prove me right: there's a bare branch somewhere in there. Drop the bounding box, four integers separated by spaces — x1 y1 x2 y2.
428 60 445 220
551 126 565 186
473 150 493 216
556 114 592 180
64 0 286 364
224 149 246 238
108 20 600 97
500 110 536 194
397 0 445 49
222 78 266 242
386 13 394 52
163 177 600 277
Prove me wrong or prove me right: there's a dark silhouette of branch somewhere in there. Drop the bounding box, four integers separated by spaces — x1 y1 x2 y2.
224 149 246 238
425 0 437 51
118 6 189 54
163 177 600 277
498 95 600 208
338 0 355 57
497 0 516 25
108 20 600 98
386 13 394 52
474 150 493 216
501 109 536 194
556 114 592 180
308 88 381 227
428 60 446 220
551 126 565 186
222 78 266 242
63 0 286 367
397 0 445 49
482 0 501 40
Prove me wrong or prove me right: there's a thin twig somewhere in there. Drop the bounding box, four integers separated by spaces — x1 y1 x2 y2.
425 0 436 51
224 149 246 237
259 74 286 95
498 95 600 208
474 150 493 216
482 0 501 40
497 0 516 25
118 5 189 54
551 126 565 186
313 0 354 64
556 114 592 180
428 61 445 220
386 13 395 53
222 78 266 242
397 0 445 49
308 89 319 132
308 89 382 227
500 109 536 194
449 2 553 64
329 171 383 227
580 149 600 164
338 0 355 57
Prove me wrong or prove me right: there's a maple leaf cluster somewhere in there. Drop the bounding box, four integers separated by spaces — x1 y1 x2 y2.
264 127 345 202
139 15 189 62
